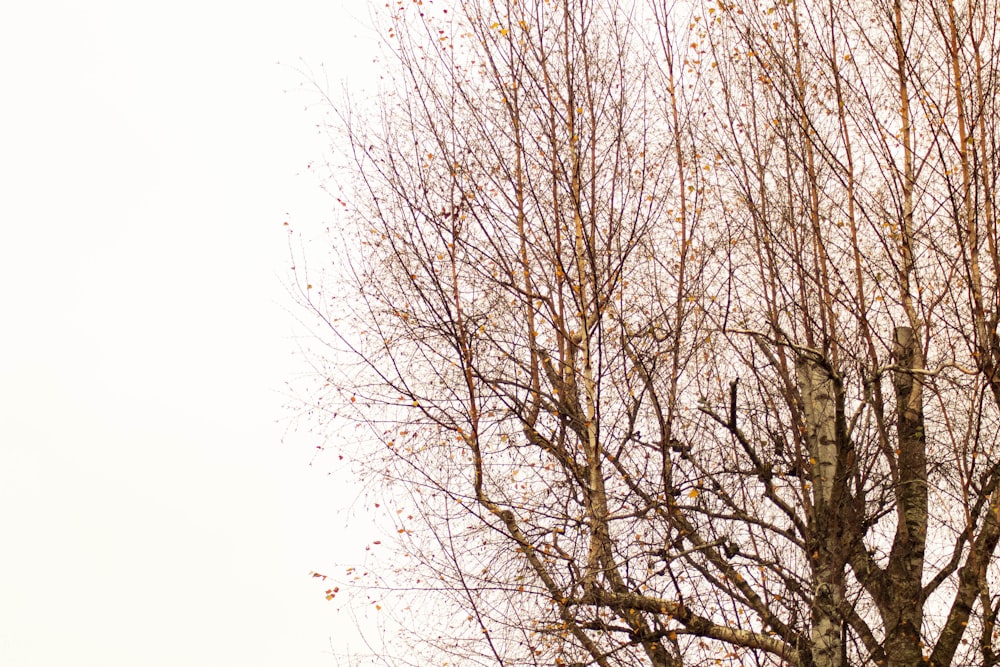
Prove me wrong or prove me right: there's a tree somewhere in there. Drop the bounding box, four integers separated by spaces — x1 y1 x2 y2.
294 0 1000 665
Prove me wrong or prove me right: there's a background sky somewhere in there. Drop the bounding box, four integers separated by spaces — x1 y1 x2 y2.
0 1 383 664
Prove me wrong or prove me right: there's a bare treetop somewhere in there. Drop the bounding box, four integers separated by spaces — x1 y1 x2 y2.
294 0 1000 665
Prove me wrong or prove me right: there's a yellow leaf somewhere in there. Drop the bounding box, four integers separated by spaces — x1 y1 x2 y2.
689 489 700 498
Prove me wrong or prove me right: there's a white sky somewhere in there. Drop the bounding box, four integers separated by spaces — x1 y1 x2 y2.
0 1 384 665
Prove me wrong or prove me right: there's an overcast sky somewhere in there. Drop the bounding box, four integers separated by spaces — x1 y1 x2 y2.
0 1 383 665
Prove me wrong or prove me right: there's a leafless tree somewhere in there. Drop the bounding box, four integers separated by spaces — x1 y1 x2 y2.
293 0 1000 665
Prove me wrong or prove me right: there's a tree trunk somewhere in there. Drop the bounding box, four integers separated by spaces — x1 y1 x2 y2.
884 326 927 666
797 357 844 667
